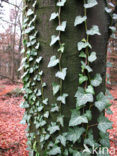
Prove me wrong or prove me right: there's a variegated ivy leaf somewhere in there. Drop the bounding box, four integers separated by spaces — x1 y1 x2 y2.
52 83 60 95
77 41 92 51
32 1 37 8
27 9 34 16
35 43 40 49
55 68 67 80
50 12 59 21
50 35 60 46
24 26 35 34
56 21 67 31
88 52 97 63
44 111 49 118
48 56 59 68
85 85 95 95
81 61 93 73
47 122 60 134
36 89 41 96
91 73 102 87
57 0 66 7
95 92 109 112
57 93 68 104
74 16 87 26
67 127 85 143
57 115 64 127
58 43 65 53
36 56 43 64
108 2 115 7
87 25 101 36
98 114 113 133
48 146 61 155
69 110 88 126
109 26 116 33
75 87 93 107
105 7 112 13
84 0 98 9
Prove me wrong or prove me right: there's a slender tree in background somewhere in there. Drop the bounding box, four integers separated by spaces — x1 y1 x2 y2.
21 0 114 155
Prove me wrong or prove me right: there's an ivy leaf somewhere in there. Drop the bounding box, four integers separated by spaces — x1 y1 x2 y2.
105 7 112 13
55 68 67 80
35 43 40 49
99 132 110 148
36 56 43 64
75 87 93 107
50 35 60 46
79 51 87 58
69 110 88 126
47 122 60 134
81 61 93 73
91 73 102 87
84 132 98 147
58 43 65 53
52 83 60 95
95 92 109 112
48 146 61 155
98 114 113 133
84 0 98 9
87 25 101 36
44 111 49 118
56 135 66 146
79 74 88 85
88 52 97 63
113 13 117 20
57 115 64 127
77 41 92 51
50 12 59 21
27 9 34 16
74 16 87 26
56 21 67 32
57 0 66 7
50 104 59 112
42 98 48 105
48 56 59 68
84 110 92 121
57 93 68 104
24 26 35 34
85 85 95 95
67 127 85 143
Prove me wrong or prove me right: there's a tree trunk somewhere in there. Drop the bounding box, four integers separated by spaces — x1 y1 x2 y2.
23 0 109 155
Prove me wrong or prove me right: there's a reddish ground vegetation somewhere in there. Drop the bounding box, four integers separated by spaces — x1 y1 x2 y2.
0 79 117 156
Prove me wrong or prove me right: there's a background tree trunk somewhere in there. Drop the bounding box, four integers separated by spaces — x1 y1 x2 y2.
25 0 109 155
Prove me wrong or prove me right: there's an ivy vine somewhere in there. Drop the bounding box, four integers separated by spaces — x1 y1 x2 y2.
20 0 116 155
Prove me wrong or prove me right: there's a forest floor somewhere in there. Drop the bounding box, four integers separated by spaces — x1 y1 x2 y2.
0 79 117 156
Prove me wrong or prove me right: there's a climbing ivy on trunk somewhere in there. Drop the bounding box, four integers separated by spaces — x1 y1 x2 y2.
20 0 116 155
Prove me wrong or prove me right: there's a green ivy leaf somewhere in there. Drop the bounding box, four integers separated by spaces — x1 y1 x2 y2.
74 16 87 26
98 114 113 133
48 56 59 68
79 74 88 85
27 9 34 16
56 135 66 146
58 43 65 53
99 132 110 148
56 21 67 31
88 52 97 63
85 85 95 95
57 93 68 104
57 115 64 127
84 110 92 121
55 68 67 80
75 87 93 107
50 12 59 21
87 25 101 36
48 146 61 155
67 127 85 143
57 0 66 7
69 110 88 126
79 51 87 58
36 56 43 64
84 0 98 9
91 73 102 87
78 41 92 51
47 122 60 134
95 92 109 112
52 83 60 95
81 61 93 72
50 35 60 46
